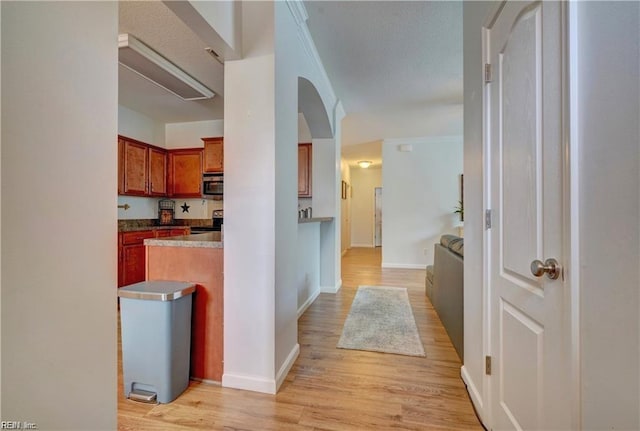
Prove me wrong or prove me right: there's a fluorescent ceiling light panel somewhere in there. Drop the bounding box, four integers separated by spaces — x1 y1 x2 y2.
118 34 215 101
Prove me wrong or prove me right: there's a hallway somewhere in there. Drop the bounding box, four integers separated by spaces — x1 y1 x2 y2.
118 247 481 430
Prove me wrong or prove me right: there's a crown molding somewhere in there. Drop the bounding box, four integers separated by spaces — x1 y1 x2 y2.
285 0 337 110
286 0 309 26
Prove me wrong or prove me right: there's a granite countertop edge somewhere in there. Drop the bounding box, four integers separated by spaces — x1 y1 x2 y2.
144 234 223 249
120 225 191 233
298 217 334 224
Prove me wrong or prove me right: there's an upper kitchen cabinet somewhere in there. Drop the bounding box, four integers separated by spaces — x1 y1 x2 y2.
168 149 203 198
202 137 224 173
298 143 312 198
122 138 149 196
118 137 125 194
118 135 167 197
148 147 167 196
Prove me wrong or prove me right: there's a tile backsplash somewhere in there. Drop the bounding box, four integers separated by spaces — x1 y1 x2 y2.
118 196 222 220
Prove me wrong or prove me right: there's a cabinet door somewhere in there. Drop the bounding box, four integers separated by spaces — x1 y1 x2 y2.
122 244 146 286
298 143 312 197
170 228 190 236
203 137 224 173
168 149 203 198
118 138 125 195
123 140 148 196
148 147 167 196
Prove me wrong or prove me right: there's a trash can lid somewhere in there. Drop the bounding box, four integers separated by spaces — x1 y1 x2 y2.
118 281 196 301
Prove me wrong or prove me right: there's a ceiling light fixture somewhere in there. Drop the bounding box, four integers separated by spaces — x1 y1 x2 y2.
357 161 372 169
118 34 215 101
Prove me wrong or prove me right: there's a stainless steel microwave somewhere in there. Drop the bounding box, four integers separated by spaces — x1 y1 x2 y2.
203 174 223 198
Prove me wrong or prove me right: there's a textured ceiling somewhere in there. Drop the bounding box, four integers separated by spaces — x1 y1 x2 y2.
305 1 463 164
118 1 224 123
117 1 462 164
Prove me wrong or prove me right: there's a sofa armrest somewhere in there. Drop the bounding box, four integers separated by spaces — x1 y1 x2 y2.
432 243 464 361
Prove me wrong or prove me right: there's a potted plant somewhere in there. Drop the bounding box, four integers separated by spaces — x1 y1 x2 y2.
454 200 464 222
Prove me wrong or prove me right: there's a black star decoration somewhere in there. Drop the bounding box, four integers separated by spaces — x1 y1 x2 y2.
180 202 190 213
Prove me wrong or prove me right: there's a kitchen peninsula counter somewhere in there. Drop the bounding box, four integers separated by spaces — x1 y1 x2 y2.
298 216 334 224
145 232 223 382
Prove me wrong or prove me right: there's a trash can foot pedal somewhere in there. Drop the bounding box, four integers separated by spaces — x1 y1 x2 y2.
129 389 157 403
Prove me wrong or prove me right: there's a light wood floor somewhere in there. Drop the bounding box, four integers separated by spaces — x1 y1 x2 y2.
118 247 482 430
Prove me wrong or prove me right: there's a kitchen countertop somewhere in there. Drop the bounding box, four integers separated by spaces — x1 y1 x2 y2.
298 217 334 224
144 232 223 248
119 225 189 233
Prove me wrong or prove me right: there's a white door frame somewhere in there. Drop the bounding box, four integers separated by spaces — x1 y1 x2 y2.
480 1 581 429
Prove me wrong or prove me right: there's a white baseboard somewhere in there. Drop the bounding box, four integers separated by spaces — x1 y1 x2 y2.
222 344 301 395
461 365 487 427
351 243 374 248
381 262 426 269
321 280 341 294
222 372 277 394
276 343 300 391
297 288 320 318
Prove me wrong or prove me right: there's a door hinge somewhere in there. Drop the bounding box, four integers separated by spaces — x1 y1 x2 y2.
485 356 492 375
485 209 492 229
484 63 493 83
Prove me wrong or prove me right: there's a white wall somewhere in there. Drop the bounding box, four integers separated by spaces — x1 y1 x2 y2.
223 0 341 394
165 119 224 149
311 138 336 217
223 0 277 394
461 1 494 425
1 2 117 428
381 136 462 268
350 166 381 247
118 104 165 146
296 222 320 316
575 2 639 428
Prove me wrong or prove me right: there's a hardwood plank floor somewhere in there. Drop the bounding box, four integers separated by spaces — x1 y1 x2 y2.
118 247 482 430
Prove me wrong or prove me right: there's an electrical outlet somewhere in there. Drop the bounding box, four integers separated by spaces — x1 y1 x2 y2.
423 248 428 256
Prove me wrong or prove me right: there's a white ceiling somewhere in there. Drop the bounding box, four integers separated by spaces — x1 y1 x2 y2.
117 1 462 166
118 1 224 123
304 1 463 165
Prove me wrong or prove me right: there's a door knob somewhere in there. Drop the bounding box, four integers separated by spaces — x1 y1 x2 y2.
530 258 561 280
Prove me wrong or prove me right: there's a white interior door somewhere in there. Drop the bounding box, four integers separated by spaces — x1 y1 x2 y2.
488 2 571 430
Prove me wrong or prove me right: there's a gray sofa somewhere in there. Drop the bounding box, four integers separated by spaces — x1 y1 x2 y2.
426 234 464 361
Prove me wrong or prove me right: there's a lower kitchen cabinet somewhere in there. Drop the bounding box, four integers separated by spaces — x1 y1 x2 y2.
118 227 190 287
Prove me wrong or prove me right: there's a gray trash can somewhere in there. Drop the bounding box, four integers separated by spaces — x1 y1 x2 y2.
118 281 196 404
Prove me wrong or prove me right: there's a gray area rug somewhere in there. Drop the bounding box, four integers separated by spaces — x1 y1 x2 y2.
337 286 426 357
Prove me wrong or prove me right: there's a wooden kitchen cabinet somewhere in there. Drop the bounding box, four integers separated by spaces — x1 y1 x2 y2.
148 147 167 196
118 138 125 194
155 227 190 238
118 228 191 287
123 140 148 196
118 135 167 197
202 137 224 173
168 149 203 198
118 230 155 287
298 143 312 197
